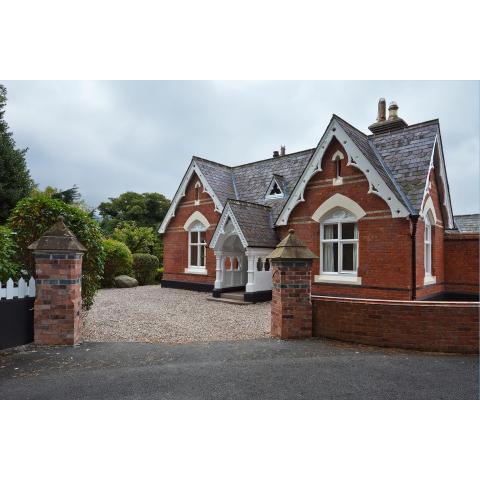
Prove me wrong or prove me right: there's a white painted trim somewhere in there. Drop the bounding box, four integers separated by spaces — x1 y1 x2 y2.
419 135 454 229
209 203 249 249
183 211 210 231
314 274 362 285
332 177 343 186
184 267 208 275
265 177 285 200
158 160 223 233
276 118 409 226
420 196 437 224
423 275 437 286
331 150 345 161
312 193 366 222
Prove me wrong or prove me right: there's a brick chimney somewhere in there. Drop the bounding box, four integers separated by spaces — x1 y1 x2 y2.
280 145 286 156
369 98 408 134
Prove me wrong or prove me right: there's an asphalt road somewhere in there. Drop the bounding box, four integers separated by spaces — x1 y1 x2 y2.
0 339 478 399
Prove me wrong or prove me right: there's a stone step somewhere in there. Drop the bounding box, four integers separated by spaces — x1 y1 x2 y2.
206 295 252 305
221 292 245 301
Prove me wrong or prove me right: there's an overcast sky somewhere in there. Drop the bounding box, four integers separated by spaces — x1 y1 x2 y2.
3 80 479 215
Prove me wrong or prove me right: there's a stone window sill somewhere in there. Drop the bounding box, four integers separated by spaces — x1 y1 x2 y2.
184 267 208 275
314 274 362 285
424 275 437 286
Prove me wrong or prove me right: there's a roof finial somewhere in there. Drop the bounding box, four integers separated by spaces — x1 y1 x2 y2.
288 228 295 235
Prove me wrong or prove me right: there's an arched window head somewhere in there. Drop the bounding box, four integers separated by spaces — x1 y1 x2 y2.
320 208 358 275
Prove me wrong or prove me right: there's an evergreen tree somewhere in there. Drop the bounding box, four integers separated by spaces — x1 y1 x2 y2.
0 84 35 223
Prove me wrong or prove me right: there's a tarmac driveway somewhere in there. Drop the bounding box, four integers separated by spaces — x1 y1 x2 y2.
1 339 477 399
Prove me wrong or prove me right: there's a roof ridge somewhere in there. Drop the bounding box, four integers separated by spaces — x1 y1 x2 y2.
367 118 440 138
231 148 316 169
454 213 480 217
193 156 230 169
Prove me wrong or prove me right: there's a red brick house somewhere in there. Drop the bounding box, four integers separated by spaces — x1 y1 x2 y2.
159 99 479 303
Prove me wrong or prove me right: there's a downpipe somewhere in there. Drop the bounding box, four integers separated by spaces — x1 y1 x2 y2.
409 214 419 300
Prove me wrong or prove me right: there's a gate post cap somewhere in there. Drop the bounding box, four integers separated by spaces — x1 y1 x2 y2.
267 230 318 260
28 217 87 253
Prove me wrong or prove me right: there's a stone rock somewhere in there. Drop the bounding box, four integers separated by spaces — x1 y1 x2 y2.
114 275 138 288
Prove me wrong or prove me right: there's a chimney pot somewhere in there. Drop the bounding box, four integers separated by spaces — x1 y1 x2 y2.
273 150 280 158
388 101 399 120
280 145 286 156
377 98 386 122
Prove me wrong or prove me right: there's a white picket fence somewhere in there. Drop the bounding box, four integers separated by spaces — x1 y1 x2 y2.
0 277 36 300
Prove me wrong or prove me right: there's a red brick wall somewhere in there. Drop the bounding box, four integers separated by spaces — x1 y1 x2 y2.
34 253 83 345
271 260 313 339
416 167 446 299
312 296 479 354
162 173 221 286
281 138 414 300
444 232 479 294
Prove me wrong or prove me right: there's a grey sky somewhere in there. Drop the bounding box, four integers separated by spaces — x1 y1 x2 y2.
3 80 479 215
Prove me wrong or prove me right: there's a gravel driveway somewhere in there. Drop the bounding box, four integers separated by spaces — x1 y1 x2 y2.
84 286 270 343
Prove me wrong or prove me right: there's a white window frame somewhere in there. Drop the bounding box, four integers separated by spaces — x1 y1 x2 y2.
315 208 362 285
423 213 436 285
185 221 208 275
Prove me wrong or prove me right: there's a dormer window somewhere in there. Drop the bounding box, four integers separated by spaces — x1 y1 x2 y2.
265 176 285 199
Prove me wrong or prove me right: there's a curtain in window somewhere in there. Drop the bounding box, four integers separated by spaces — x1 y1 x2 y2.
322 224 336 272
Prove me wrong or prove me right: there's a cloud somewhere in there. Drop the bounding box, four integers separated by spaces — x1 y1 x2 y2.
3 80 479 214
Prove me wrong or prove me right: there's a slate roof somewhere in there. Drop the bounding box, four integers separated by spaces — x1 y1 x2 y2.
194 149 314 222
228 200 279 248
370 120 439 211
454 214 480 233
186 114 450 242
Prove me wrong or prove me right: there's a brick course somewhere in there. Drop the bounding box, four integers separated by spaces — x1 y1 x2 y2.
312 296 479 354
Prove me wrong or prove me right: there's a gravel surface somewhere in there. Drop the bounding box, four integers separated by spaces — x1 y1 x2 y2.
84 286 271 343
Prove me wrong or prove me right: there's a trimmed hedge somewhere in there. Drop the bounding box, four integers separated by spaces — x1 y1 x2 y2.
132 253 159 286
102 239 133 287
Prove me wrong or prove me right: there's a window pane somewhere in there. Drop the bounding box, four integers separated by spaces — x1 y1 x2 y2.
342 243 357 271
342 223 356 239
199 231 206 244
191 231 198 244
199 245 205 267
323 224 338 240
190 245 198 266
322 243 338 272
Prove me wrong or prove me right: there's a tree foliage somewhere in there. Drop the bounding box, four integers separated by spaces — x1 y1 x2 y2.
98 191 170 233
111 221 157 254
7 195 104 310
0 226 20 282
0 84 35 223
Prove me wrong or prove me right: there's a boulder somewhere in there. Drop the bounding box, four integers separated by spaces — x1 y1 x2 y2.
114 275 139 288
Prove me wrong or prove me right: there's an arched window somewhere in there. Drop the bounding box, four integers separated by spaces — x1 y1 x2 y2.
424 213 433 276
188 220 207 270
320 208 358 275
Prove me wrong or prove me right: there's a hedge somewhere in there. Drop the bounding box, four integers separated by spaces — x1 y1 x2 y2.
132 253 159 286
102 239 133 287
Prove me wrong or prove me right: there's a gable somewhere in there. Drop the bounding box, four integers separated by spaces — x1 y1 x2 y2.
158 159 223 234
276 116 410 226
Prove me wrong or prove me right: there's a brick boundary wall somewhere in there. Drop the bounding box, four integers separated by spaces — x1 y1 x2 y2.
444 232 479 295
312 296 479 354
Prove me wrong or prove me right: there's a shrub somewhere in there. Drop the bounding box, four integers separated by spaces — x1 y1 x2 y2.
155 267 164 284
7 195 104 310
132 253 159 286
102 239 133 287
112 221 156 254
0 226 20 282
